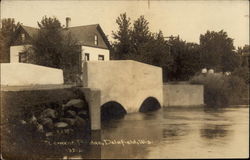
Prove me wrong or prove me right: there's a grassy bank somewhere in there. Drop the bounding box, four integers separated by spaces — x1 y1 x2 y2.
190 74 249 107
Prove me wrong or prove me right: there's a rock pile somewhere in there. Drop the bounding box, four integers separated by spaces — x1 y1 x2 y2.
22 99 89 136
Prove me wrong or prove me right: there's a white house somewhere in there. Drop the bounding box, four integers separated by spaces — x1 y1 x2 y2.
10 17 111 66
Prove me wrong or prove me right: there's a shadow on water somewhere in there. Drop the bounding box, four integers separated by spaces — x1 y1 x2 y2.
200 124 231 139
162 124 190 141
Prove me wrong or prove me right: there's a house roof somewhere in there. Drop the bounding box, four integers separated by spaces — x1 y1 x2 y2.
63 24 111 49
17 24 110 50
21 25 39 37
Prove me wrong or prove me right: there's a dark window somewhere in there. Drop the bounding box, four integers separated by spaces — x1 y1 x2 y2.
98 55 104 61
19 52 27 63
85 53 90 61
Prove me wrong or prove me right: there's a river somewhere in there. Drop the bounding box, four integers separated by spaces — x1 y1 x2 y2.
65 106 249 159
3 106 249 159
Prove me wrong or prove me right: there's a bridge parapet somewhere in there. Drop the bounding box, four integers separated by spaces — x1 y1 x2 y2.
82 60 163 114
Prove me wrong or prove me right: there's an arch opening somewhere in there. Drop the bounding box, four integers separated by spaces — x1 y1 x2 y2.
139 97 161 113
101 101 127 121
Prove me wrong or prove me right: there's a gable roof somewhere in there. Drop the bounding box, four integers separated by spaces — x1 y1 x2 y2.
15 24 110 50
21 25 39 37
64 24 111 49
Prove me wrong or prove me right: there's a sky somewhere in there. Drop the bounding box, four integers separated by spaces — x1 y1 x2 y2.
1 0 249 48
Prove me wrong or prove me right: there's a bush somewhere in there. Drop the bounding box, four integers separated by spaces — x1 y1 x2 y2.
63 68 82 84
231 66 249 84
190 73 248 107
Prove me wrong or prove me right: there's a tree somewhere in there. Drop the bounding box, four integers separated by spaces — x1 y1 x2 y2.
112 14 173 81
26 16 80 83
31 16 64 68
237 44 249 67
0 18 20 62
168 37 201 81
0 32 7 62
199 30 239 72
112 13 132 59
131 15 151 55
232 45 250 84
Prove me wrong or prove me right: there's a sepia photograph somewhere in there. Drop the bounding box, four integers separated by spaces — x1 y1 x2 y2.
0 0 249 159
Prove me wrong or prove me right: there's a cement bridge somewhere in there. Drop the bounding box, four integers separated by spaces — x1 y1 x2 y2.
1 61 203 131
81 60 163 130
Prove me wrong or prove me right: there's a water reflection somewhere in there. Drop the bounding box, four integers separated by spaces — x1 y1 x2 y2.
162 124 189 140
200 124 231 139
101 106 248 159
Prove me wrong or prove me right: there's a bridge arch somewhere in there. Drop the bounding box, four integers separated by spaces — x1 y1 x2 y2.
100 101 127 121
139 97 161 113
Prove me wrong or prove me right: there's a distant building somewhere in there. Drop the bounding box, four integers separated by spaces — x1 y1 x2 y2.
10 18 111 66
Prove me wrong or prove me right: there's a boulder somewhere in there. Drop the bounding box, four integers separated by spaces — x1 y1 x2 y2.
60 118 76 126
54 122 68 128
78 110 88 119
36 123 44 133
28 115 37 124
38 117 54 130
40 108 57 119
75 116 86 128
64 110 77 118
20 120 27 125
63 99 86 111
45 132 53 137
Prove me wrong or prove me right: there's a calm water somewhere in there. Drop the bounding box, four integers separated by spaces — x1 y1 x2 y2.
3 106 249 159
64 106 249 159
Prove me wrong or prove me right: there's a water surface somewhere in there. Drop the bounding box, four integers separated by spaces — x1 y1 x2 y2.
98 106 249 159
3 106 249 159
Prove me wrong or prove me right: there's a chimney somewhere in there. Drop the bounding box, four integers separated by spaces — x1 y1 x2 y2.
66 17 71 28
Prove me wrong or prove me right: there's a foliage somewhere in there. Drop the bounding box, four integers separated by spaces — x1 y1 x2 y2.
112 13 173 81
190 74 248 107
0 18 20 62
31 16 64 68
130 15 152 54
231 45 250 84
237 44 249 68
25 16 81 83
0 32 7 62
231 66 249 84
112 13 132 59
199 30 240 72
167 37 201 81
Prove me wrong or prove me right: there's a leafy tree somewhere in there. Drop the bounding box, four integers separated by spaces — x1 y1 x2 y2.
199 30 239 72
0 18 20 62
112 14 173 81
112 13 132 59
237 44 249 67
232 45 250 84
31 16 64 68
221 50 240 72
0 32 7 62
131 15 152 56
26 16 80 83
168 37 201 81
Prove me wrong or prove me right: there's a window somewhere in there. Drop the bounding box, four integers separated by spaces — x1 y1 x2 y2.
98 55 104 61
19 52 27 63
84 53 90 61
21 33 25 42
94 35 98 46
